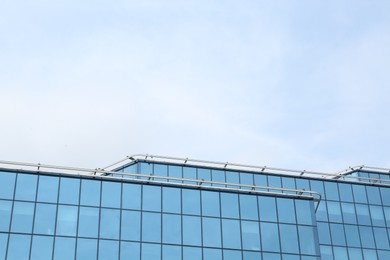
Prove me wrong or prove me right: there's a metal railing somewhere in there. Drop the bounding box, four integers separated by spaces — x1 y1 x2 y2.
0 159 322 211
103 154 390 185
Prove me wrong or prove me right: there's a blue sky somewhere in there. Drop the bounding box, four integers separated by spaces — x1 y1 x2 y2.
1 1 390 172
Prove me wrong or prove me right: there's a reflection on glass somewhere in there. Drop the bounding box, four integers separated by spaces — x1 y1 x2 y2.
59 177 80 205
76 238 97 260
37 175 59 203
0 172 16 199
15 174 37 201
31 235 53 260
7 234 31 260
78 207 99 238
11 201 35 233
56 205 78 236
34 203 56 235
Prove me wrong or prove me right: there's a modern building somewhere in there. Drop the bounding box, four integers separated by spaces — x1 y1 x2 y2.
0 154 390 260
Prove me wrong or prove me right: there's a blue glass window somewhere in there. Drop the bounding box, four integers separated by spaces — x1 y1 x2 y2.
142 185 161 212
122 183 141 210
0 172 16 199
183 247 202 260
139 162 153 175
240 194 258 220
333 247 348 259
295 178 310 191
56 205 78 236
370 205 385 226
198 168 211 186
59 177 80 205
263 252 281 260
168 165 182 183
359 226 376 248
11 201 34 233
338 183 354 202
212 170 225 187
348 248 363 260
344 224 361 247
202 191 220 217
100 208 120 239
182 189 200 215
163 245 181 260
330 223 346 246
37 175 59 203
121 210 141 241
240 172 254 186
366 186 381 205
226 171 239 188
0 200 12 232
261 222 280 252
384 207 390 226
320 245 333 260
298 226 317 255
224 250 242 260
327 201 342 223
183 216 201 246
141 243 161 260
78 207 99 238
183 167 197 183
142 212 161 243
373 227 390 250
121 242 140 260
268 176 281 188
282 177 296 193
353 185 368 204
163 187 181 214
324 182 339 201
317 222 331 245
204 248 222 260
7 234 31 260
98 240 119 260
362 249 377 259
31 236 53 260
380 188 390 206
154 164 168 179
101 181 121 208
0 233 8 260
316 200 328 221
202 217 221 247
54 237 76 260
295 199 314 225
163 214 181 244
34 203 56 235
341 203 357 224
221 193 239 219
15 174 37 201
356 204 371 225
254 174 267 190
259 196 277 222
222 219 241 249
277 198 296 223
242 220 260 250
280 224 299 254
76 238 97 260
80 179 101 207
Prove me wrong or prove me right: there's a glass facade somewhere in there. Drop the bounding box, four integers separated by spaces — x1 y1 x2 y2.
0 159 389 259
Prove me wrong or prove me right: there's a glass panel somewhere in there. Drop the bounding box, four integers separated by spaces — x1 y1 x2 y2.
327 201 342 223
34 203 56 235
142 212 161 243
240 173 254 186
163 187 181 214
356 204 371 225
263 252 281 260
31 235 54 260
202 217 221 247
254 174 267 190
295 200 314 225
120 241 140 260
204 248 222 260
324 182 339 201
295 178 310 191
0 200 12 232
76 238 97 260
338 183 354 202
277 198 296 224
98 240 119 260
242 220 260 250
259 196 277 222
183 247 202 260
15 174 37 201
224 250 242 260
370 205 385 227
201 191 220 217
142 185 161 212
183 167 197 184
162 245 181 260
54 237 76 260
333 247 348 260
341 203 357 224
320 245 333 260
0 233 8 260
198 168 211 186
101 181 121 208
373 227 390 250
317 222 331 245
380 188 390 206
298 226 317 255
183 216 201 246
222 219 241 249
240 194 258 220
221 193 239 219
359 226 376 248
362 249 378 259
37 175 59 203
348 248 363 260
141 243 161 260
384 207 390 226
268 176 281 188
80 180 101 207
121 210 141 241
11 201 34 233
182 189 200 215
59 177 80 205
344 224 361 247
226 171 240 188
212 170 225 187
78 207 99 238
280 224 299 254
139 162 153 175
353 185 368 204
168 165 182 183
100 208 120 239
316 200 328 221
367 186 382 205
0 172 16 199
56 205 78 236
122 183 141 210
261 222 280 252
163 214 181 244
7 234 31 260
329 223 346 246
154 164 168 179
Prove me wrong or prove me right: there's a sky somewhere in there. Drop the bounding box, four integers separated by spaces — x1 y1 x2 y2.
1 1 390 173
